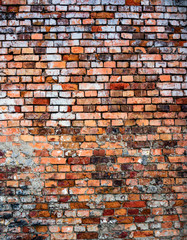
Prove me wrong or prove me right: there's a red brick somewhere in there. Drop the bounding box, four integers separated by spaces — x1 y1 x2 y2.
70 203 89 209
126 0 141 5
103 209 114 216
110 83 130 90
2 0 26 4
123 201 146 208
77 233 98 239
68 157 90 165
33 98 50 105
63 55 79 61
135 216 147 223
82 218 100 224
134 231 153 238
91 12 114 19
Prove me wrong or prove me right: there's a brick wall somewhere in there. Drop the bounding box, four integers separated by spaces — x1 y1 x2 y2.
0 0 186 239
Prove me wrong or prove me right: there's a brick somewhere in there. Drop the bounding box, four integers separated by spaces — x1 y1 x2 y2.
110 83 130 90
71 47 84 53
79 83 104 90
126 0 141 5
123 201 146 208
68 157 90 165
138 54 161 61
82 218 100 224
134 231 153 238
114 216 133 224
70 203 89 209
35 226 48 233
103 209 114 216
14 55 39 61
48 62 66 68
63 55 79 61
103 113 127 119
33 98 50 105
91 12 114 19
87 68 112 75
102 0 125 4
105 40 129 46
155 230 180 237
2 0 26 4
77 233 98 239
76 113 101 119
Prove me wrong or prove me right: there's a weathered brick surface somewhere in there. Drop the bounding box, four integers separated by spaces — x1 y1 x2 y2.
0 0 186 239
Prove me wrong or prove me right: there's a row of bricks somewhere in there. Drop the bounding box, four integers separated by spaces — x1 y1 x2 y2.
1 54 186 61
0 8 186 15
0 223 182 233
0 138 186 149
0 208 181 223
1 0 185 6
0 25 186 33
0 68 186 75
0 47 186 55
0 41 186 48
0 191 185 205
0 120 186 129
0 94 186 100
0 47 186 54
0 112 186 121
0 18 186 26
0 139 184 150
0 189 185 202
1 4 186 12
2 123 186 132
1 82 186 90
0 14 186 21
0 231 182 239
0 74 185 83
4 175 186 186
0 24 186 34
1 62 187 70
0 105 186 114
1 142 185 156
0 123 184 135
0 50 186 60
0 140 185 151
0 92 186 99
0 0 185 6
0 96 186 104
0 34 186 43
0 11 186 19
1 152 186 162
0 15 186 23
0 143 185 156
1 149 185 162
1 64 186 73
3 177 186 187
0 33 185 42
1 166 186 178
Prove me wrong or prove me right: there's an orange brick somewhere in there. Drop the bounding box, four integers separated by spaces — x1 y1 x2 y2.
91 12 114 19
87 68 112 75
2 0 26 4
31 34 43 40
35 226 48 233
48 62 66 68
71 47 84 53
63 55 79 61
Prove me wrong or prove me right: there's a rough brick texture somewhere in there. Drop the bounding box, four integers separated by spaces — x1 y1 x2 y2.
0 0 186 239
